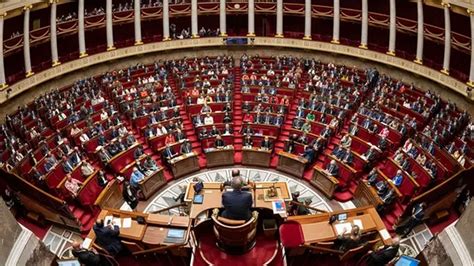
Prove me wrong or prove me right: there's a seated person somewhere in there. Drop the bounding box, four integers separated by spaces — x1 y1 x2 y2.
180 140 193 154
62 156 75 173
241 124 254 135
80 161 95 177
340 134 352 149
223 123 233 135
199 127 208 139
375 180 389 196
341 148 353 165
391 170 403 187
331 146 346 160
260 136 272 150
93 219 122 256
362 146 378 163
301 122 311 133
204 113 214 125
96 170 108 187
378 136 388 151
210 125 220 136
335 225 362 252
162 143 177 160
223 112 232 123
243 135 253 147
214 135 225 148
71 241 102 265
64 174 83 197
321 125 332 138
300 145 315 164
366 237 400 266
221 175 253 221
143 156 159 172
325 160 339 177
134 145 144 159
297 133 309 145
130 167 146 187
165 133 176 145
367 168 378 185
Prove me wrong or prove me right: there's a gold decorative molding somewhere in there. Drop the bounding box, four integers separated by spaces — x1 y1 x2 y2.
0 37 471 104
79 52 88 58
414 58 423 65
25 71 34 77
303 35 312 40
134 40 144 45
386 50 396 56
107 46 116 51
441 68 450 75
52 60 61 67
359 43 368 49
330 39 340 44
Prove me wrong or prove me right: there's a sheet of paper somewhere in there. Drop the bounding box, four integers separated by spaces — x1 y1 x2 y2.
113 217 121 228
104 215 113 226
122 218 132 228
379 229 391 240
334 222 353 235
81 238 92 249
352 219 363 230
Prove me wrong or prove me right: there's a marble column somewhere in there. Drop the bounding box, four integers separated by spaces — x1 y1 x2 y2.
359 0 368 48
387 0 396 55
331 0 340 43
191 0 199 38
248 0 255 36
219 0 227 36
50 0 60 66
163 0 170 40
303 0 311 40
0 13 6 88
23 5 34 77
414 0 424 64
468 9 474 87
106 0 115 50
134 0 143 45
78 0 87 57
441 2 451 75
275 0 283 37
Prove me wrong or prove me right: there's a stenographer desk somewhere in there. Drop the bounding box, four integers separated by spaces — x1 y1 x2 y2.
205 146 235 168
84 209 192 254
184 182 292 219
287 206 393 245
242 147 272 167
276 151 308 178
169 151 200 178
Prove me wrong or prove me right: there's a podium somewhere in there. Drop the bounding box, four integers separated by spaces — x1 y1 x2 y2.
138 167 167 200
205 146 235 168
169 152 200 178
242 147 271 167
276 151 308 178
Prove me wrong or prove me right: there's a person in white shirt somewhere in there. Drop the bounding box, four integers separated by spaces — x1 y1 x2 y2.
204 114 214 125
70 126 81 136
100 110 108 120
118 125 128 137
79 133 90 143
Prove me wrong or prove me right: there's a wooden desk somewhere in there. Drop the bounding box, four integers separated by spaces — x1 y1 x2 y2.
169 152 200 178
184 182 292 219
138 167 166 200
288 206 392 245
205 146 235 168
85 210 192 254
353 181 384 208
94 180 124 210
242 147 271 167
276 151 308 178
310 166 339 199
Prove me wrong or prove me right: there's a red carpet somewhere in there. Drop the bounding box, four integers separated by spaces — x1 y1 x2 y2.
195 234 279 265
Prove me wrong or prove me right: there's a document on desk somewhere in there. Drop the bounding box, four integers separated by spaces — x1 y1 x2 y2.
379 229 391 240
334 223 353 235
104 215 113 226
113 218 122 228
123 218 132 228
352 219 363 230
82 238 92 249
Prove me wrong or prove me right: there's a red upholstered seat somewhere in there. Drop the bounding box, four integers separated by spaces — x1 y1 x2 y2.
279 220 304 248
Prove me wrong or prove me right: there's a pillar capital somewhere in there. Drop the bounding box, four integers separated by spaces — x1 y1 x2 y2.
441 2 450 8
0 12 7 18
468 9 474 15
23 5 33 10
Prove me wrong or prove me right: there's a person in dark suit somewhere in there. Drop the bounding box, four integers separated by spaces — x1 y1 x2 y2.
162 143 176 160
93 219 122 256
325 160 339 177
71 241 102 266
122 181 138 211
365 237 400 266
301 145 315 164
243 135 253 147
214 135 225 148
180 140 192 154
260 136 272 150
221 175 253 221
394 202 426 237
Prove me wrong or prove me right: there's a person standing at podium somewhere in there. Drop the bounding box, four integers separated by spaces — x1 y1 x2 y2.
221 175 253 221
